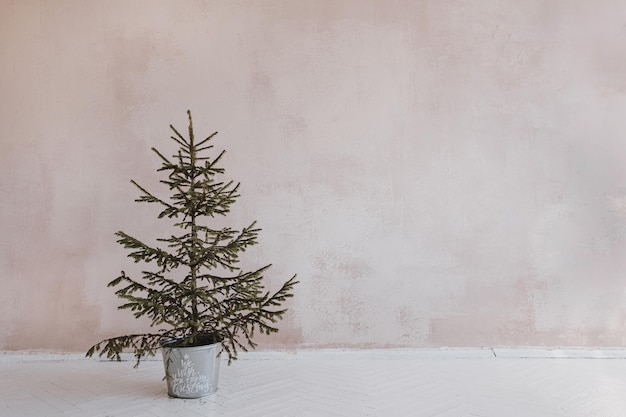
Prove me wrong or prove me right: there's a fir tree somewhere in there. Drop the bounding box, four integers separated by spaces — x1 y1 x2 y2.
87 110 298 365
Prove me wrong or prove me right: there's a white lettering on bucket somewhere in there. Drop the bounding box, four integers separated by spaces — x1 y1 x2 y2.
171 354 210 396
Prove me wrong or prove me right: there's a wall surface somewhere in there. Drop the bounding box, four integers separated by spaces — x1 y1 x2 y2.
2 0 626 352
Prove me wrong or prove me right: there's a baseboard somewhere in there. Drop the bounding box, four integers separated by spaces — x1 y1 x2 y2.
2 347 626 363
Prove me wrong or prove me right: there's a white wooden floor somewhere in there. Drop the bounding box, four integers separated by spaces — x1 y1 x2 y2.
2 349 626 417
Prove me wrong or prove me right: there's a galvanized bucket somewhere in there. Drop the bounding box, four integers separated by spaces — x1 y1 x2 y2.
161 339 222 398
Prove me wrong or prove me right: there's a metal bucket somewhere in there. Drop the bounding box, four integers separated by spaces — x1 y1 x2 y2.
161 339 222 398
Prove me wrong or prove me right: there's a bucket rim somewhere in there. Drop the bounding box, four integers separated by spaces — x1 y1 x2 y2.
160 334 223 350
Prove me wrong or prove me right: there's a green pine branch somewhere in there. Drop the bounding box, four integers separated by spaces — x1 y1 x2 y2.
86 110 298 366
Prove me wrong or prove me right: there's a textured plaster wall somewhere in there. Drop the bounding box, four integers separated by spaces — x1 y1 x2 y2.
2 0 626 352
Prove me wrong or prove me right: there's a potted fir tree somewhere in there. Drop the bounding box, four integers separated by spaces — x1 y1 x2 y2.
86 110 298 398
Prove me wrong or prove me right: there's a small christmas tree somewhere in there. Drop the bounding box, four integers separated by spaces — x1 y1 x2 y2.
87 110 297 365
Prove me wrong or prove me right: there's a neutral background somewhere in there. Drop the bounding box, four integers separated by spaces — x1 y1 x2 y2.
2 0 626 352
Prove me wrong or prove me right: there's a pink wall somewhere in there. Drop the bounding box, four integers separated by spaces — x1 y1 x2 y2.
2 0 626 352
